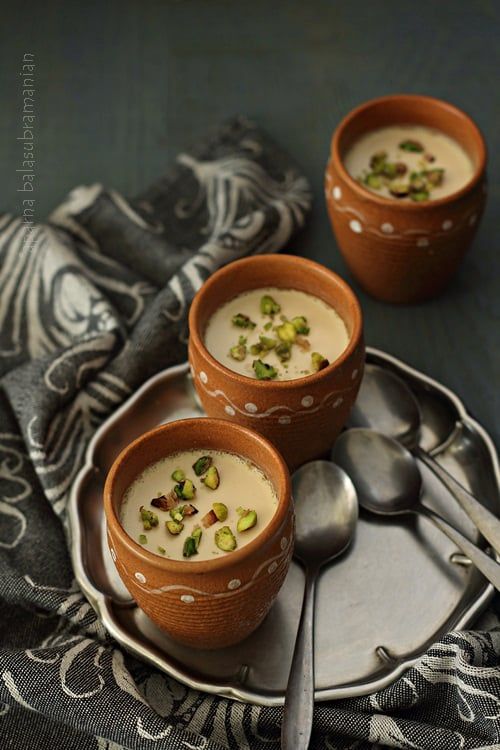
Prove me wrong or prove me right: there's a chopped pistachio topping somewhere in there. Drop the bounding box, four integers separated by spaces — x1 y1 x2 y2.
260 294 281 315
193 455 212 476
157 546 166 555
203 465 220 490
171 468 185 482
259 335 277 350
140 506 159 531
232 313 256 329
399 139 423 152
138 534 147 545
237 509 257 533
174 479 196 499
364 173 382 189
183 526 202 557
151 491 178 511
311 351 330 372
212 502 228 522
410 190 430 202
253 359 278 380
215 526 237 552
424 168 444 186
291 316 310 335
389 182 410 198
169 507 184 522
370 150 387 172
230 344 247 361
166 520 184 535
263 321 273 331
201 509 217 528
275 341 291 362
276 321 296 343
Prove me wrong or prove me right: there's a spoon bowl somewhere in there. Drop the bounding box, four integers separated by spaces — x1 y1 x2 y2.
292 461 359 564
332 428 500 591
349 365 500 555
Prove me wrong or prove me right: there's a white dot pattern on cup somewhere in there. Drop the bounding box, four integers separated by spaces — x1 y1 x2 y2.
245 402 258 413
278 415 291 425
268 561 278 574
301 395 314 407
227 579 241 590
181 594 194 603
199 371 208 384
134 572 146 583
333 186 342 200
417 237 429 248
442 220 453 231
224 405 235 416
280 537 288 551
469 214 477 226
110 548 116 562
351 369 358 380
349 219 362 234
381 222 394 234
333 397 343 408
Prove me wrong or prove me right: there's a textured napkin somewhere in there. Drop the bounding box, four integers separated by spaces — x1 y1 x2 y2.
0 116 499 750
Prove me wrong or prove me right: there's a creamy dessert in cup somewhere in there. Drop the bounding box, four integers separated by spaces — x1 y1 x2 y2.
325 94 487 303
120 448 278 561
188 254 364 470
344 124 474 202
104 417 293 650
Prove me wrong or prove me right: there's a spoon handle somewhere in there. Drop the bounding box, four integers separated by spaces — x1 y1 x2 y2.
421 506 500 590
415 446 500 556
281 567 317 750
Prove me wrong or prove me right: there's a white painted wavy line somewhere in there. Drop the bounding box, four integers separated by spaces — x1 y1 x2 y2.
198 379 354 419
332 203 366 221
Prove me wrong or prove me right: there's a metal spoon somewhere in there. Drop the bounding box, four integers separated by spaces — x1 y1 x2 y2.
281 461 358 750
348 364 500 555
331 429 500 590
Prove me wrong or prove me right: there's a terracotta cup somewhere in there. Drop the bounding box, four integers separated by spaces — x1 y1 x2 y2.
325 94 487 303
188 254 364 470
104 418 293 650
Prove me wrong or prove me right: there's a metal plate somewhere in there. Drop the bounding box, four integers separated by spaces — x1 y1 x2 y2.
69 348 500 705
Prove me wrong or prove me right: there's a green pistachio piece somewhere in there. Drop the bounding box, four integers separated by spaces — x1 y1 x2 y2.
395 162 408 175
215 526 237 552
140 506 159 531
275 341 291 362
183 526 202 557
230 344 247 361
410 191 430 202
253 359 278 380
157 546 166 555
169 507 185 522
264 321 273 331
237 509 257 532
381 163 398 179
250 342 264 356
166 520 184 535
389 182 410 198
259 335 277 351
212 502 228 521
193 456 212 476
399 139 424 153
364 173 383 189
409 174 427 192
311 352 330 372
276 321 296 343
171 469 185 482
291 316 310 335
174 478 196 499
138 534 147 545
424 168 444 186
232 313 256 329
260 294 281 315
203 465 220 490
369 151 387 174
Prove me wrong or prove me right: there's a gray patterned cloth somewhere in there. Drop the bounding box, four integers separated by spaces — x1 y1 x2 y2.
0 117 498 750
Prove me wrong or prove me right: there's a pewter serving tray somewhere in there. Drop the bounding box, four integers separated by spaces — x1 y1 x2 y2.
69 348 500 705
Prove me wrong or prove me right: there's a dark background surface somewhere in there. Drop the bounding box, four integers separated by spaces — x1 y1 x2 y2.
1 0 498 446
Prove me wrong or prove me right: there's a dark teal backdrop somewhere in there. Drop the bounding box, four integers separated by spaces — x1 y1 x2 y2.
1 0 498 445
